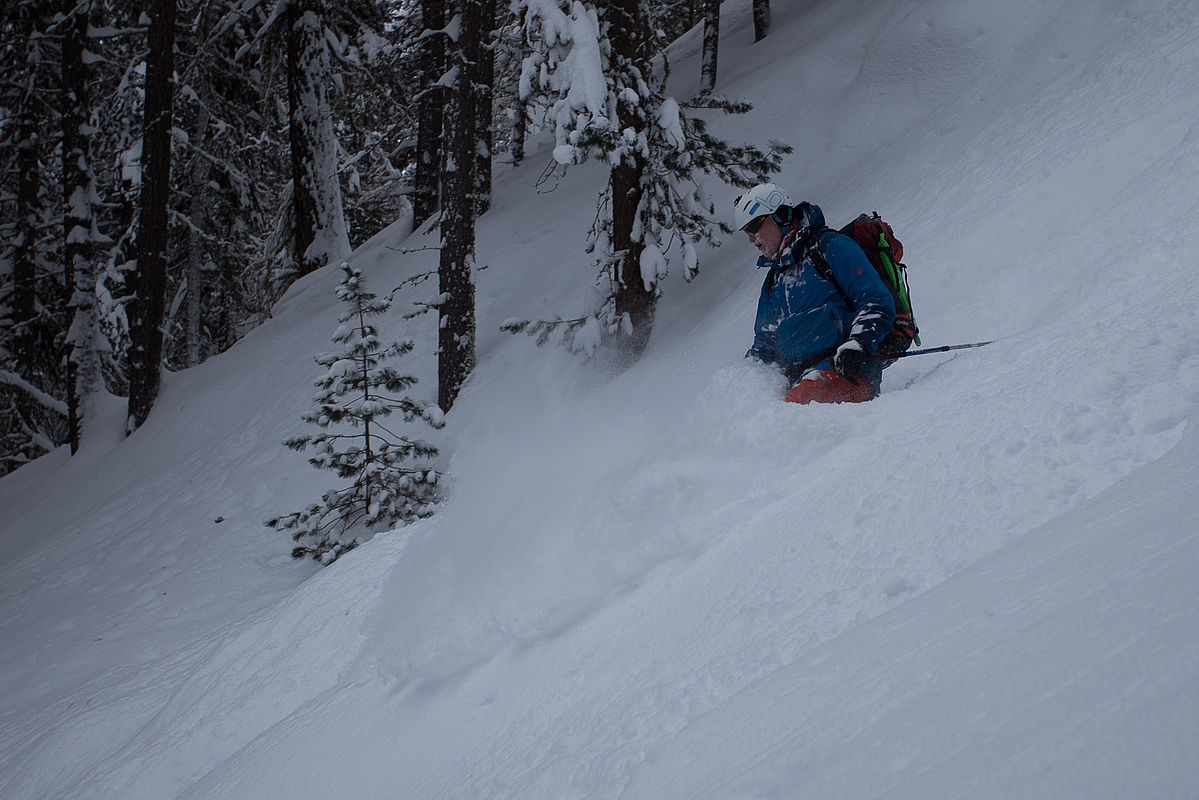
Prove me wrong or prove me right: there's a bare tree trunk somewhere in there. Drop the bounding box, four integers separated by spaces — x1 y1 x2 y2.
473 0 497 215
607 0 654 358
127 0 177 433
413 0 447 229
285 0 349 278
752 0 770 42
437 0 482 413
701 0 719 91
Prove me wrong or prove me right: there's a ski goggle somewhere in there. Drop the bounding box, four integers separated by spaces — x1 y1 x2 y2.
743 215 768 234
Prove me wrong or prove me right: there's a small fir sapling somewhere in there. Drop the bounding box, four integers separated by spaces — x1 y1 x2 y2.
267 263 444 564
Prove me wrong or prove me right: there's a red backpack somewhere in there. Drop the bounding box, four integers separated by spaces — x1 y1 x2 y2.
810 212 920 358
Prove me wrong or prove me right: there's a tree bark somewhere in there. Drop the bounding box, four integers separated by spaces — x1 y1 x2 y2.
127 0 177 432
752 0 770 43
510 98 528 168
473 0 497 215
412 0 447 229
11 4 45 380
186 191 207 367
437 1 482 413
285 0 349 278
185 86 211 368
62 3 97 452
606 0 654 358
509 29 532 168
286 1 316 274
701 0 719 91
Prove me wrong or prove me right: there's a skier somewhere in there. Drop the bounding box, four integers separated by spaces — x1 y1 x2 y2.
735 183 896 404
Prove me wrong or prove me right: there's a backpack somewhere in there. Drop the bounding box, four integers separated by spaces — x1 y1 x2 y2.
808 212 920 359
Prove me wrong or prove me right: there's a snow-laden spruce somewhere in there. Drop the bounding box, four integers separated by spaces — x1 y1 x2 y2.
266 263 443 564
505 0 789 355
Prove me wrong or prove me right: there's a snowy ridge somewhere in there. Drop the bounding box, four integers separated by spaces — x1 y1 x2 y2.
3 0 1199 797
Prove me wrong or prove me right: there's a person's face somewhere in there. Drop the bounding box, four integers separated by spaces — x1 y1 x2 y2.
744 214 783 259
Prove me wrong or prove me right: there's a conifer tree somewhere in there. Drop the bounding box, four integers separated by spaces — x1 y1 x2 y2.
168 0 276 368
505 0 789 358
701 0 719 91
753 0 770 43
267 263 443 565
282 0 351 280
473 0 498 215
494 16 532 167
412 0 447 229
0 0 66 472
436 0 484 413
1 0 420 472
62 1 103 451
4 1 50 380
126 0 178 432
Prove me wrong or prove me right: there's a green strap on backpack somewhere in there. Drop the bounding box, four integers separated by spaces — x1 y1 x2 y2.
875 231 919 345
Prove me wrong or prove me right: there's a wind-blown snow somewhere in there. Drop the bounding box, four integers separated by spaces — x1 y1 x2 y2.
3 0 1199 798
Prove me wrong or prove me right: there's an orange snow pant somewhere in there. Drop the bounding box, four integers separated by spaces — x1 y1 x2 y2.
785 369 877 405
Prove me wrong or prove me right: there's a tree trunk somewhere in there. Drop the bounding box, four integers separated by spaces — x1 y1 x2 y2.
62 3 100 452
127 0 177 433
413 0 447 229
285 0 349 278
509 30 532 168
473 0 497 215
606 0 654 358
186 204 206 367
511 98 528 168
186 95 211 368
437 1 482 413
11 5 44 380
752 0 770 42
701 0 719 91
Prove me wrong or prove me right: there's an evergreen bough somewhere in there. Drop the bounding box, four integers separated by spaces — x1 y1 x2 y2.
504 0 791 355
267 263 443 564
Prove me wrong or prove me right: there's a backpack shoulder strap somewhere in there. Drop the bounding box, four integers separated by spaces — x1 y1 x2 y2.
804 228 852 306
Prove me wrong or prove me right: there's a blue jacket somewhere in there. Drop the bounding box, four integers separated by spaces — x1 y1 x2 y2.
747 203 896 379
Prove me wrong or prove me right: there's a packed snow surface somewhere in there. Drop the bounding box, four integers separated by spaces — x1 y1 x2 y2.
3 0 1199 797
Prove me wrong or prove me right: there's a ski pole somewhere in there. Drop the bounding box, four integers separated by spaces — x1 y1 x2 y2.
790 340 994 380
888 341 994 359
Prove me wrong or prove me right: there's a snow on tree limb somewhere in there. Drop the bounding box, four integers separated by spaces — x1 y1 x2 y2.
267 263 442 565
0 371 69 418
508 0 790 357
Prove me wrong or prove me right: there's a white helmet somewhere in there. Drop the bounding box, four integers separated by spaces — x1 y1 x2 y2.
732 183 793 231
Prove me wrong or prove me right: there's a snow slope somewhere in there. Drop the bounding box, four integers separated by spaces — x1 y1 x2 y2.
3 0 1199 797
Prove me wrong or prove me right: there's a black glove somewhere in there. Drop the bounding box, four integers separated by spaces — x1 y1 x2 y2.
834 339 868 379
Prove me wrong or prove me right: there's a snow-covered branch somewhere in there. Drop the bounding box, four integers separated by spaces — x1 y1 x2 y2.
0 371 69 417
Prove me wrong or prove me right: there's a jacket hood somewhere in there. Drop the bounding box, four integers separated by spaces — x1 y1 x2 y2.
755 200 826 269
794 201 825 231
